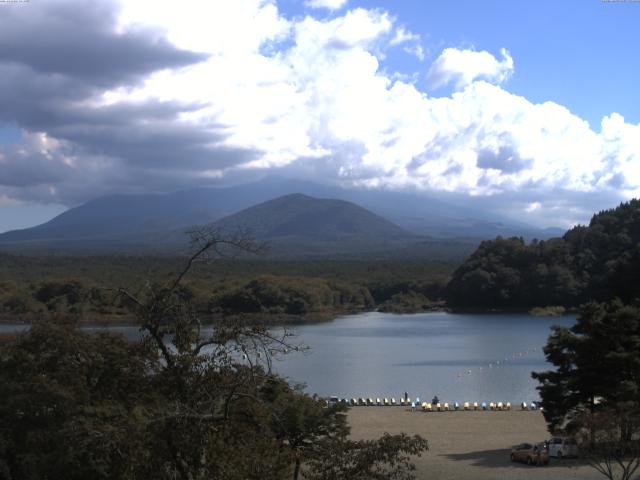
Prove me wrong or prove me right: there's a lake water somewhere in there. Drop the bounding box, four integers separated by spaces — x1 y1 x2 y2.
1 311 575 404
272 311 575 404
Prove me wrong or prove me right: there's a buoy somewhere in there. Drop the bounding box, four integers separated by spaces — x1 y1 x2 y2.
521 402 528 410
463 401 470 411
376 398 382 406
424 402 432 411
454 402 460 410
444 402 450 411
391 398 397 405
481 402 487 410
506 402 512 410
489 402 495 411
473 402 479 410
497 402 504 411
384 398 390 406
436 402 442 412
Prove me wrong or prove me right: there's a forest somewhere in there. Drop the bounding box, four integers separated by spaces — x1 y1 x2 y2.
0 255 453 324
446 199 640 310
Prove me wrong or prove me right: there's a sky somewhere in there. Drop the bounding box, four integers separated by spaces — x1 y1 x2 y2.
0 0 639 233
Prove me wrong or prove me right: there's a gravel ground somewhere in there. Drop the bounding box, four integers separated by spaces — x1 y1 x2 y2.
347 407 603 480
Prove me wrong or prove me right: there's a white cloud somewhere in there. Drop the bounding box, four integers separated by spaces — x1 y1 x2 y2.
404 43 425 61
390 26 419 46
525 202 541 213
305 0 348 10
389 26 425 60
427 47 514 90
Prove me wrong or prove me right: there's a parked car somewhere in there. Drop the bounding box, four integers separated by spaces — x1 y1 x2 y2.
510 442 549 465
547 437 578 458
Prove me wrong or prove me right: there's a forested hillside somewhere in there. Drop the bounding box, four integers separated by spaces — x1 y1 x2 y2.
0 255 453 323
446 199 640 310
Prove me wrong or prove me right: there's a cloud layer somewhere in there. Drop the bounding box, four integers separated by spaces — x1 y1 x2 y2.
0 0 638 227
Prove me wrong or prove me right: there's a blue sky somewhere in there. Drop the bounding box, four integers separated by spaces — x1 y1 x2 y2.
280 0 640 128
0 0 639 233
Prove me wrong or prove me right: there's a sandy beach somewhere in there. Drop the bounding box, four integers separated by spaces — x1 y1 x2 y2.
348 407 602 480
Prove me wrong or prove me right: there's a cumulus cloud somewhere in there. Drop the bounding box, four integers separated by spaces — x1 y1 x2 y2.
0 0 638 227
427 47 514 90
305 0 348 10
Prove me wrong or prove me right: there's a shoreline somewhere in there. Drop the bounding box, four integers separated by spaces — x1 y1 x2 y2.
0 305 577 327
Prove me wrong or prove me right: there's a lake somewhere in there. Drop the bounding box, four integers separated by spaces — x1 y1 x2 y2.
272 311 575 404
0 311 574 404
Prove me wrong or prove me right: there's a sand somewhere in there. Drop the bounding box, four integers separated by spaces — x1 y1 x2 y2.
347 407 603 480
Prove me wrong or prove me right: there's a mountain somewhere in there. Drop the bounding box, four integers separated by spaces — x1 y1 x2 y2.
213 194 411 239
0 177 561 256
203 193 434 258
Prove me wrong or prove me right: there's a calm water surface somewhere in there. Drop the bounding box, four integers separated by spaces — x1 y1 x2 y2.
1 312 574 404
272 311 575 404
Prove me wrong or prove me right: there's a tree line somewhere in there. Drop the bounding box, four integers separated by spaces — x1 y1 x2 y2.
0 256 453 322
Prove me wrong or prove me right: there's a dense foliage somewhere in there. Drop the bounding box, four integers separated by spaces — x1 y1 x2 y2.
447 199 640 309
532 301 640 479
0 256 453 322
533 301 640 433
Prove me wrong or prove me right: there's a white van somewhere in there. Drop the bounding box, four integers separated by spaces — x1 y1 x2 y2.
547 437 578 458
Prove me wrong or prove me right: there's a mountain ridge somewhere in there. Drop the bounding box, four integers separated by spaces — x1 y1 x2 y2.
0 178 563 258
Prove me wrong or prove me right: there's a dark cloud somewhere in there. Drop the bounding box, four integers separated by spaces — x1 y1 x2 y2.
48 101 255 170
476 144 532 173
0 0 206 87
0 144 73 188
0 0 260 206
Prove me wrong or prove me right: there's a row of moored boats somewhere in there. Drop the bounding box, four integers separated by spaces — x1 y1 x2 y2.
329 397 542 411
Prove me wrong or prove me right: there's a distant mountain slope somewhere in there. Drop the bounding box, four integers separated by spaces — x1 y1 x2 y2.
0 177 561 256
202 193 430 259
213 194 411 239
